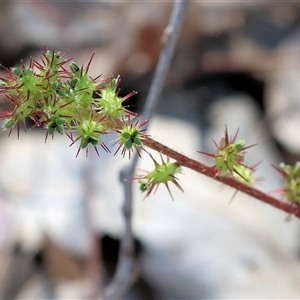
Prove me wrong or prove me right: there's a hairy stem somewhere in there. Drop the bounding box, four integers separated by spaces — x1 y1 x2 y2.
143 137 300 218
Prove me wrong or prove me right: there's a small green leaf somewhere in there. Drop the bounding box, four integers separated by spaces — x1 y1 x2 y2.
56 125 64 135
125 140 133 149
56 118 66 125
3 118 15 129
90 137 99 146
70 62 80 75
122 132 130 139
69 78 78 88
134 137 142 145
132 129 139 136
234 140 245 151
23 68 32 76
13 67 21 77
57 89 67 97
139 180 148 192
56 81 62 89
80 138 89 149
47 125 56 135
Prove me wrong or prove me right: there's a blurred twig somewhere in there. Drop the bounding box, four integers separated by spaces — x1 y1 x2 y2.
103 1 189 299
82 156 103 299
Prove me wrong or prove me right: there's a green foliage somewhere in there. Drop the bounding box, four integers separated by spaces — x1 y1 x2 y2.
199 127 257 185
136 154 183 200
47 114 66 135
113 118 148 158
1 47 297 203
0 48 143 158
277 162 300 203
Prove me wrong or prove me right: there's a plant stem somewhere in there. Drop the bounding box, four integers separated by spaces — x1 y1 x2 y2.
140 0 189 122
143 137 300 218
104 1 189 299
82 157 103 298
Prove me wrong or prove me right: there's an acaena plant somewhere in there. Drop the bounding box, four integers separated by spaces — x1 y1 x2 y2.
198 126 258 184
135 153 183 200
1 47 300 218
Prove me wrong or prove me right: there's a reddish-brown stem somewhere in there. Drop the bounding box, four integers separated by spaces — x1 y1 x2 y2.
143 137 300 219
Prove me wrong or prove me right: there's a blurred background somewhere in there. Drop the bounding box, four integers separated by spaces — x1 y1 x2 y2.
1 1 300 299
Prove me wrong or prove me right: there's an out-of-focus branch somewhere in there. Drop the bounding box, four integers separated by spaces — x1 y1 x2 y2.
104 1 189 299
82 156 103 299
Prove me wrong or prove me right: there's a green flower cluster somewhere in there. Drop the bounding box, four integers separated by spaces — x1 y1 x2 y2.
199 127 257 184
0 48 147 157
277 162 300 203
136 154 183 200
